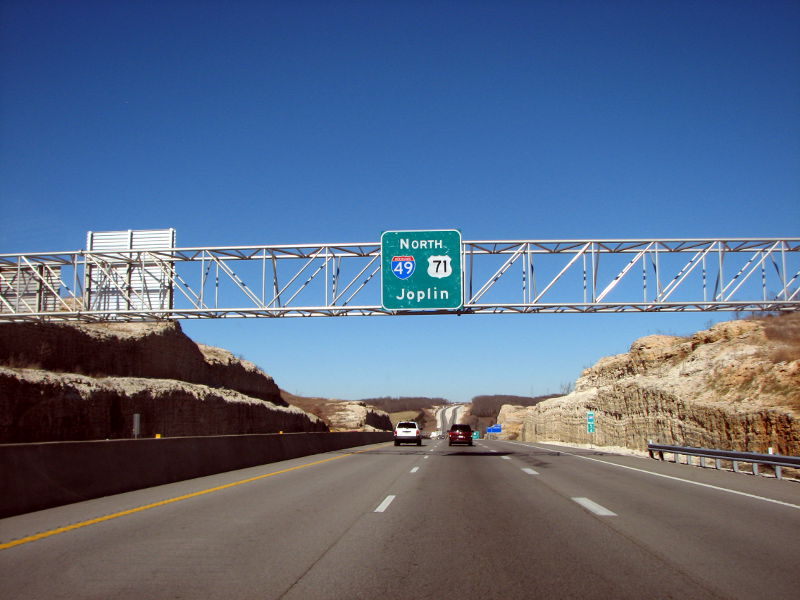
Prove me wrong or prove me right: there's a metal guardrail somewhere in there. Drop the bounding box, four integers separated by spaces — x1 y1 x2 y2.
648 443 800 480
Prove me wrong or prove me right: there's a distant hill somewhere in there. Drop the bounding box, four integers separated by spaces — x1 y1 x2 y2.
470 394 558 420
357 396 450 413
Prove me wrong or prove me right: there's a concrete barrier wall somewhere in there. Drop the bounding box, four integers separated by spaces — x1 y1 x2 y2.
0 431 392 518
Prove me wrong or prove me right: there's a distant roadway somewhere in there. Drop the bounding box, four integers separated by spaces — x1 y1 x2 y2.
2 439 799 599
435 403 464 432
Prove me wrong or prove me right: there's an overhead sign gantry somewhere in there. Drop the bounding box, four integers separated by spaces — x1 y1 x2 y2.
1 230 799 321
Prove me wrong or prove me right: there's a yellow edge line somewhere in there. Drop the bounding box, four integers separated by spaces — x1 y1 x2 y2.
1 445 383 551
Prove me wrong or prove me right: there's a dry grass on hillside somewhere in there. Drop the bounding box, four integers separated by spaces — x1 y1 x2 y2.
387 410 424 425
280 391 338 422
758 313 800 363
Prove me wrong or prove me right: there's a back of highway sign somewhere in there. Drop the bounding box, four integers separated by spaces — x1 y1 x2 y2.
381 229 463 310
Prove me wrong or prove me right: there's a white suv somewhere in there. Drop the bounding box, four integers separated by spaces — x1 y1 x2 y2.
394 421 422 446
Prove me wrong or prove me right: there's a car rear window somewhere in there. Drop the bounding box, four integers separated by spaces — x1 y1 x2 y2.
451 424 471 431
397 422 417 428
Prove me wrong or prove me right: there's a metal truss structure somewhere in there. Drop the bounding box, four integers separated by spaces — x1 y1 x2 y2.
1 238 798 321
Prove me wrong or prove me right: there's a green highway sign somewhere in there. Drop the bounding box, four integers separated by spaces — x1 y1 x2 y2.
381 229 463 311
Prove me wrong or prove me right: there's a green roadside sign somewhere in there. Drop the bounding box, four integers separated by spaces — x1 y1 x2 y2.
381 229 463 311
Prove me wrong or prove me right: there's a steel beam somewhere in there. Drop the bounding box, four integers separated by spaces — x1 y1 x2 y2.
0 238 798 321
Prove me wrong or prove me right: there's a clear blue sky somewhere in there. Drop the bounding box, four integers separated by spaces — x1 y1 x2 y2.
2 1 799 403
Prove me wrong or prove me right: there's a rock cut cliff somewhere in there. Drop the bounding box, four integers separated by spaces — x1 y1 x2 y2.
499 314 800 455
0 321 327 442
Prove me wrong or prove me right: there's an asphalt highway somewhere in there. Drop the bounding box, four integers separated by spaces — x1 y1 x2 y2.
1 439 798 599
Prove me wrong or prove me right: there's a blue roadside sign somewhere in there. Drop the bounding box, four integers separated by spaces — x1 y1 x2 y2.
487 425 502 433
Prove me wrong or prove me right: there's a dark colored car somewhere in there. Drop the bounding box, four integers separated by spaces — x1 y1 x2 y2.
448 423 473 446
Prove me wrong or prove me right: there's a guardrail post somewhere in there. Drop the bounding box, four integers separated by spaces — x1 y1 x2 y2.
646 443 798 480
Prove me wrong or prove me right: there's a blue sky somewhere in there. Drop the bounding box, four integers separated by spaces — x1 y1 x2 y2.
2 1 799 403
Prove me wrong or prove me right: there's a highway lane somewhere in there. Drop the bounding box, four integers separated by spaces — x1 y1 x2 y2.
2 439 798 599
435 403 463 432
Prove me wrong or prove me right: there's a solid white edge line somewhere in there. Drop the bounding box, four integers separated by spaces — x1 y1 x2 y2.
519 443 800 511
522 468 539 475
375 495 396 513
573 497 617 516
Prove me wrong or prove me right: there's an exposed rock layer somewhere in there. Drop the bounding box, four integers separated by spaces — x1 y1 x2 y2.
0 321 282 404
0 322 326 442
280 392 392 431
0 367 325 442
326 401 393 431
499 316 800 455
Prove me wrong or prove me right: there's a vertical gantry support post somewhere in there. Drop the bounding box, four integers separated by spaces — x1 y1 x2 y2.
591 242 598 302
324 246 329 308
583 251 588 304
655 243 661 301
332 255 340 307
271 252 280 308
702 253 708 303
782 243 788 301
261 250 267 305
522 243 528 304
214 259 220 309
717 241 725 301
468 245 474 306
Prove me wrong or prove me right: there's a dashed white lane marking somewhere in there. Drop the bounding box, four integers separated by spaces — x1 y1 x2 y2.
520 443 800 511
375 495 396 513
572 497 617 516
522 468 539 475
410 467 420 473
424 455 429 459
501 456 511 460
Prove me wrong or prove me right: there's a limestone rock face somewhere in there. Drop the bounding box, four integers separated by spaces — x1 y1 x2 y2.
499 315 800 455
0 366 326 443
0 321 327 442
0 321 283 404
326 401 393 432
495 404 527 439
